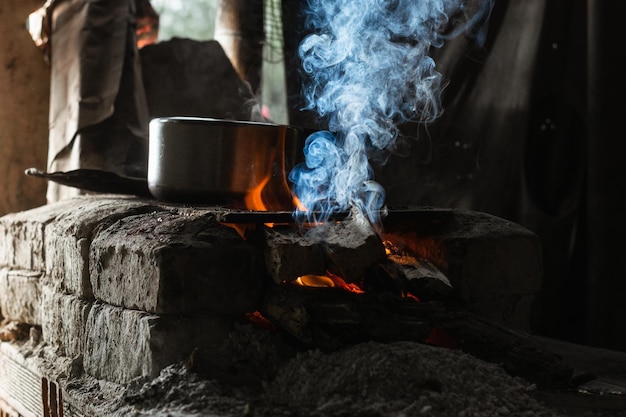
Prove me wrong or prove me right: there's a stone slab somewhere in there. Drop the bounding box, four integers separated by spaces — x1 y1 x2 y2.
40 285 92 359
382 208 543 330
90 210 264 315
308 215 387 282
83 301 232 384
0 268 42 325
43 195 167 298
257 226 326 284
256 216 387 284
0 198 77 271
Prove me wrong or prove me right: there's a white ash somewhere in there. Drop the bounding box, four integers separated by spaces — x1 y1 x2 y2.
259 341 555 417
91 338 561 417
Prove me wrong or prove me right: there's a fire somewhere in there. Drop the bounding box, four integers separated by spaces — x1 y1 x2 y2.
382 233 447 271
290 241 436 300
220 128 299 235
245 311 277 332
244 174 271 212
293 272 364 294
242 128 299 218
293 195 307 213
383 240 421 266
295 274 335 287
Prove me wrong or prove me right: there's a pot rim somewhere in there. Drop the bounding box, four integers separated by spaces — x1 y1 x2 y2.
150 116 294 130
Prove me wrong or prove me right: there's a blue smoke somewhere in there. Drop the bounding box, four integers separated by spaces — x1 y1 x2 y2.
289 0 494 226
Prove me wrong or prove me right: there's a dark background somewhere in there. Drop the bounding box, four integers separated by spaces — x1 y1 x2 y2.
281 0 626 351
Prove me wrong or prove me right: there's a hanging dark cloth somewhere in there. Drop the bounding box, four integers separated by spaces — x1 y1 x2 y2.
42 0 151 202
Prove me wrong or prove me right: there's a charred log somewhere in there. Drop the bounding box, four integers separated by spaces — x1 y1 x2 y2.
262 284 573 388
436 310 574 388
262 285 433 351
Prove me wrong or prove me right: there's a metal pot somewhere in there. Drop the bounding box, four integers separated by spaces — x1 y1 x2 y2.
148 117 302 204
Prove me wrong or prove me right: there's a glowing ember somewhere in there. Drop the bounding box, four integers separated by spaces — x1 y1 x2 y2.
424 326 457 349
382 234 447 272
384 240 421 266
295 274 335 287
245 310 277 332
293 272 365 294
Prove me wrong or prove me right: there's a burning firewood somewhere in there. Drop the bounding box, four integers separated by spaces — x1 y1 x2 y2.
380 241 454 301
306 211 387 282
262 284 433 351
261 284 573 388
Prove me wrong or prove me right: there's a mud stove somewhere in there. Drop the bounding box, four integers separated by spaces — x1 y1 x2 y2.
0 194 590 416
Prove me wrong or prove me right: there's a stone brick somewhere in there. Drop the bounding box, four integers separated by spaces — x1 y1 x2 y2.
89 211 264 315
40 285 92 359
83 301 232 384
256 226 326 284
308 214 387 282
44 195 166 298
255 215 387 284
0 198 77 271
382 208 543 330
0 268 42 325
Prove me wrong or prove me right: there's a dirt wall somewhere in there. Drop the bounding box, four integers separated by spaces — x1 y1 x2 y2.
0 1 49 215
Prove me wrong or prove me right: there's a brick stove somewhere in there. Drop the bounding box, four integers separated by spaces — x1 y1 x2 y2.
0 194 558 416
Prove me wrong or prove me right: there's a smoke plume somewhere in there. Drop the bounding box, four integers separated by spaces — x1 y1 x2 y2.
289 0 493 227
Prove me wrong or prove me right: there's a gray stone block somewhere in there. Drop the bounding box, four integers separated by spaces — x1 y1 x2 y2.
0 268 42 325
89 211 264 315
40 285 92 358
257 215 387 284
43 195 165 298
258 226 326 284
83 301 232 384
308 214 387 282
0 199 77 271
382 208 543 330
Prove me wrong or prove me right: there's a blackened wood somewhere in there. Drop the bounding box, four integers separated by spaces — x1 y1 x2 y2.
262 285 433 351
217 210 350 224
381 249 453 301
216 207 431 223
262 284 573 388
435 310 573 388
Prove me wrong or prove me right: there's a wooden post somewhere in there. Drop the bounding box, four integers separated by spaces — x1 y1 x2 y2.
214 0 265 95
0 0 49 215
281 0 319 129
586 0 626 350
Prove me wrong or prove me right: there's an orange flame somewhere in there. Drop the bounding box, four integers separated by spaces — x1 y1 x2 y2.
242 128 299 221
293 271 365 294
245 311 277 332
295 274 336 287
244 175 271 212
